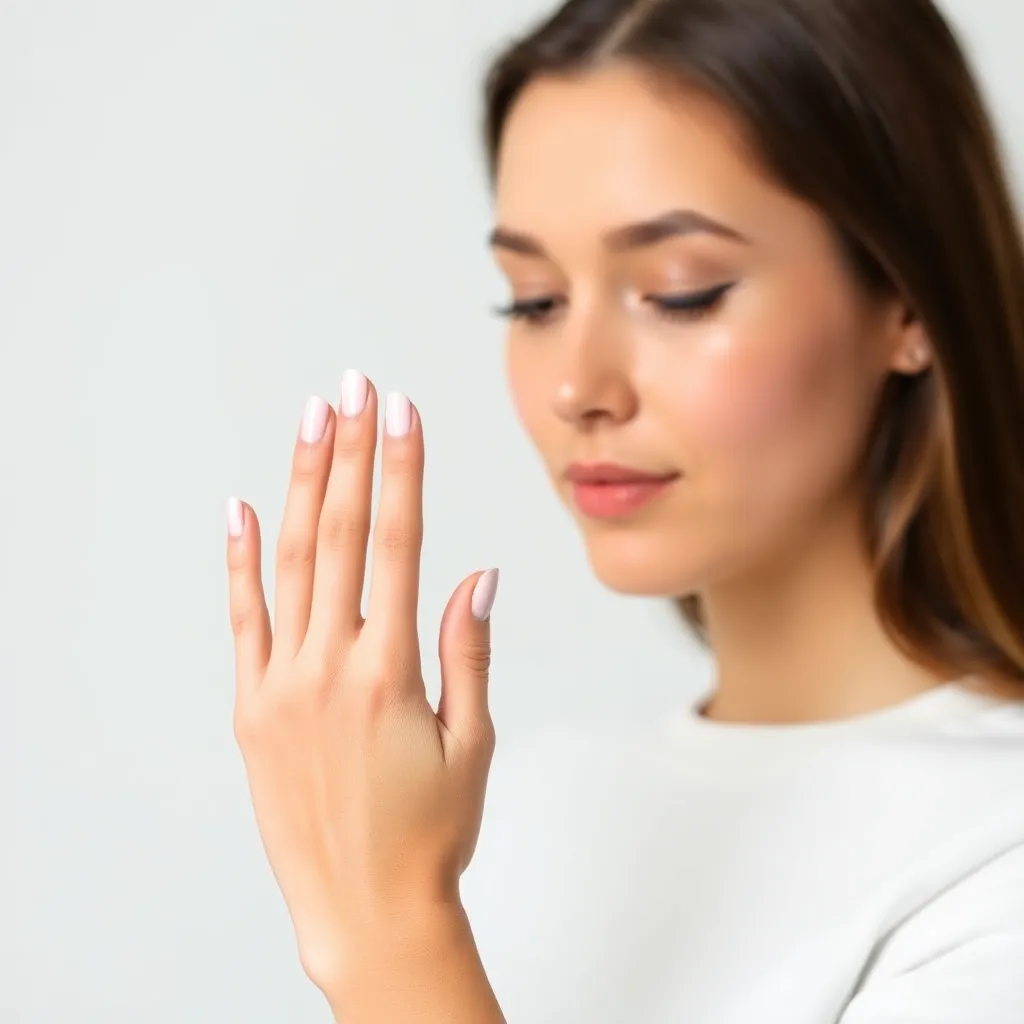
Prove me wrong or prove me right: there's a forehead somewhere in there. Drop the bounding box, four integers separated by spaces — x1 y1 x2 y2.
493 63 801 249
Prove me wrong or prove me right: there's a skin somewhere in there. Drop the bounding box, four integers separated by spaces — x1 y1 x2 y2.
491 62 954 724
227 383 504 1020
223 60 999 1021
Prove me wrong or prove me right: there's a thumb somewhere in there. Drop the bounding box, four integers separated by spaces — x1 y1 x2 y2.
436 568 500 749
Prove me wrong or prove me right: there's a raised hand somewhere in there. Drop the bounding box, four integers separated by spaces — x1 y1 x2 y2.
224 370 500 1008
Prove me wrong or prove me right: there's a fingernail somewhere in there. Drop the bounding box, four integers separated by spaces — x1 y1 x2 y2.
340 368 368 418
226 497 244 538
471 568 500 621
301 395 329 443
385 391 412 437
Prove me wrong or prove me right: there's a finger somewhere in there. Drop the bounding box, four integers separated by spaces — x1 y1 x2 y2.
226 497 272 695
306 370 377 647
274 395 335 656
437 569 499 753
365 392 423 660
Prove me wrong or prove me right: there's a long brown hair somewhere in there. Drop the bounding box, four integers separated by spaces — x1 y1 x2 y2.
481 0 1024 687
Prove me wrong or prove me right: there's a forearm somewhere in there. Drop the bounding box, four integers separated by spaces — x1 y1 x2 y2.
326 902 506 1024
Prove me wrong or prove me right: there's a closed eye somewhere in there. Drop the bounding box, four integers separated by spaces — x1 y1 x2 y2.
648 282 735 320
492 296 564 324
492 282 734 326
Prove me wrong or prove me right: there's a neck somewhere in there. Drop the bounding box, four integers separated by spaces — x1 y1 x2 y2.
698 501 952 725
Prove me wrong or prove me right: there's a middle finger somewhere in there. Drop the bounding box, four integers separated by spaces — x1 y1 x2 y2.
306 370 378 648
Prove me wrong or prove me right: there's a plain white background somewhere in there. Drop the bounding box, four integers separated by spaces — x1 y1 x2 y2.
2 1 1021 1020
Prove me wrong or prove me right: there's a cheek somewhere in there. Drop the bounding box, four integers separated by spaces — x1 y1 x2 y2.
661 316 864 491
505 338 547 447
675 329 828 444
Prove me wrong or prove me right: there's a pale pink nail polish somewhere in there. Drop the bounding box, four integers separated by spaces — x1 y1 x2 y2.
471 568 500 621
301 395 329 443
226 497 244 538
340 369 368 418
385 392 412 437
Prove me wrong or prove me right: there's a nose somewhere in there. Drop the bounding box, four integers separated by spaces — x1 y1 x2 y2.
551 318 638 428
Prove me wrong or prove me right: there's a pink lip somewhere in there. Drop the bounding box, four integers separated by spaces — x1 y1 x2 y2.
563 461 679 484
569 478 677 518
563 463 681 519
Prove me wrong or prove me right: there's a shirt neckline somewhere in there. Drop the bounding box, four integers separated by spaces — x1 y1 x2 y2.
666 676 1003 745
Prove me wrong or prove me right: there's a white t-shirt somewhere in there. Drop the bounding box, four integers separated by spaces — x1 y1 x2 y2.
460 680 1024 1023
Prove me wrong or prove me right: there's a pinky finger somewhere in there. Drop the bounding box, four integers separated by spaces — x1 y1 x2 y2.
226 497 272 694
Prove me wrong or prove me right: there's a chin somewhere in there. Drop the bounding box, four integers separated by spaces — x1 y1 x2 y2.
581 528 708 597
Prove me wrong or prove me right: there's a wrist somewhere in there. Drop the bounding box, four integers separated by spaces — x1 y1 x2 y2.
319 900 479 1013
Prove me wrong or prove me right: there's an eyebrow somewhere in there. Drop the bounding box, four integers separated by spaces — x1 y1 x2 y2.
488 208 750 257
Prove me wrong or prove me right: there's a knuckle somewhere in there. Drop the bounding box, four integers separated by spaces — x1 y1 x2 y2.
318 505 369 551
256 678 314 727
277 535 316 572
290 451 323 485
382 438 419 470
478 717 497 754
232 703 260 746
293 648 341 694
226 543 248 571
331 427 366 460
383 455 416 481
376 522 421 559
460 637 492 675
299 943 344 996
342 646 402 714
459 715 496 761
229 600 257 638
274 680 314 716
354 680 391 723
360 627 405 670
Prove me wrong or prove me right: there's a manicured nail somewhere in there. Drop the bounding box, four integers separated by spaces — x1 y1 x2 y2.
226 497 244 538
471 568 500 621
300 395 329 443
385 391 412 437
340 368 368 418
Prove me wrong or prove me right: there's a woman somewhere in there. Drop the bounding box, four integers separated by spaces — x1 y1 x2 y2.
224 0 1024 1020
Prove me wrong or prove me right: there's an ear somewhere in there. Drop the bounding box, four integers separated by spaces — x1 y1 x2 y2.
885 302 933 377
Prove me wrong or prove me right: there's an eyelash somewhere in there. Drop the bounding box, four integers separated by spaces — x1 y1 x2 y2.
492 283 734 326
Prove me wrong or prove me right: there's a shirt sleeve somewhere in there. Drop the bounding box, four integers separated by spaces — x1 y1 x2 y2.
838 841 1024 1023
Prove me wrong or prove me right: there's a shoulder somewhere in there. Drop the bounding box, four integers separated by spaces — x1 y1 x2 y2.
841 839 1024 1021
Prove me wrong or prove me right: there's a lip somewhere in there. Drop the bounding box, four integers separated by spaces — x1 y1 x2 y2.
563 462 679 484
563 462 680 519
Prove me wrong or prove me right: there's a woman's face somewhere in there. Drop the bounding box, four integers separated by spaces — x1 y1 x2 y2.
492 62 917 597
